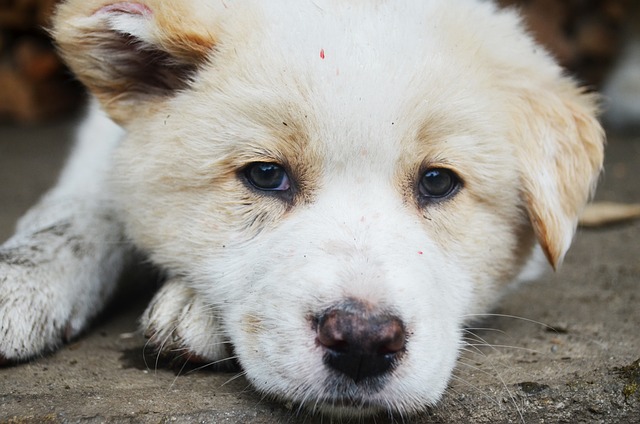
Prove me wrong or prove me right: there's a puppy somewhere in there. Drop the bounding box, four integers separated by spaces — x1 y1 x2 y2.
0 0 604 418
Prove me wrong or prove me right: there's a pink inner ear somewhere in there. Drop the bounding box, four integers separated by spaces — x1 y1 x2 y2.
95 2 152 16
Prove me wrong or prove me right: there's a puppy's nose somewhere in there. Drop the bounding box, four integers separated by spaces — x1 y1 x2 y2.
316 300 406 382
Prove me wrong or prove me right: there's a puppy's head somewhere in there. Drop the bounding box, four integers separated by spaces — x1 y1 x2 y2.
54 0 604 416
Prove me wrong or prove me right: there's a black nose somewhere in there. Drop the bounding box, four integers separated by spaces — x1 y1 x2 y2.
316 300 406 382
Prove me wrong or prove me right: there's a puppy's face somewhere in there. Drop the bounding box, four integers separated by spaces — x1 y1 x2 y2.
54 0 604 416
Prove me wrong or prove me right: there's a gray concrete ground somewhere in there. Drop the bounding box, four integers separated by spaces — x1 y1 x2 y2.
0 120 639 423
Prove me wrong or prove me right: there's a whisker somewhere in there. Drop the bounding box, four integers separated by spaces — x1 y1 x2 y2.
463 327 508 335
169 353 194 389
223 369 249 387
183 355 240 375
464 343 541 354
463 313 554 331
448 374 502 405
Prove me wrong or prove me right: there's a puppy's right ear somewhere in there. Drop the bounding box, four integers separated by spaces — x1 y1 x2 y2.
53 0 220 125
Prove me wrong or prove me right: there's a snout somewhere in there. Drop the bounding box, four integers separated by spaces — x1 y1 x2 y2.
314 299 407 383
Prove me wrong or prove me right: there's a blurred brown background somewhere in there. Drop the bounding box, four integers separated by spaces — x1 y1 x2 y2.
499 0 633 89
0 0 83 123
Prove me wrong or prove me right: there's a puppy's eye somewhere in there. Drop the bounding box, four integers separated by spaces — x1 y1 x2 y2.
244 162 291 191
419 168 460 200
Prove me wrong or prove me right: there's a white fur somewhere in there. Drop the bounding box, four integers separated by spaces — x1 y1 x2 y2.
0 103 129 360
0 0 604 418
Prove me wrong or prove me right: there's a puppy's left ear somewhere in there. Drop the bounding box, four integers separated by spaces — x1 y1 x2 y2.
52 0 220 125
513 81 605 269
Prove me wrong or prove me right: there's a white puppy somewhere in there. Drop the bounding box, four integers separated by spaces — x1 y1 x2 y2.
0 0 604 418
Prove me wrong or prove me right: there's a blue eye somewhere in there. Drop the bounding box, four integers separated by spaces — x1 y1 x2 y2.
244 162 291 191
419 168 460 199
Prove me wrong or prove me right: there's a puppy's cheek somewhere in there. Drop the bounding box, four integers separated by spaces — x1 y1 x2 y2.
422 194 533 297
225 306 324 396
111 154 290 273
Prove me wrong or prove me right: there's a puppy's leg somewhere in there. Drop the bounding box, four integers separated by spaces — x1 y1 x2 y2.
142 277 231 367
0 103 130 363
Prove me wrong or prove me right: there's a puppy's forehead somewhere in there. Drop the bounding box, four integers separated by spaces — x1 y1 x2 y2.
184 0 507 176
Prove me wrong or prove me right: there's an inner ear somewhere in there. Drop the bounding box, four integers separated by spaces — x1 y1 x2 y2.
53 0 217 124
94 31 199 97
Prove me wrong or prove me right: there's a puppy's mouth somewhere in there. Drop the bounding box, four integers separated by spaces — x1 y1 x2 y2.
252 361 394 417
298 382 392 416
323 370 389 395
311 398 385 416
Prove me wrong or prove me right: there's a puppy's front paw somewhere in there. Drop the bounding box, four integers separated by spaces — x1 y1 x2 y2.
0 244 80 363
142 278 232 367
0 218 126 363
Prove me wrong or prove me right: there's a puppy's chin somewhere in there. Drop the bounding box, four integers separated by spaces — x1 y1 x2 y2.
310 403 385 419
273 373 441 418
268 385 406 418
283 373 390 416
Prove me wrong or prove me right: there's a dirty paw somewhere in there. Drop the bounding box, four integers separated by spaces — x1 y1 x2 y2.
0 248 81 362
0 218 126 362
142 278 233 369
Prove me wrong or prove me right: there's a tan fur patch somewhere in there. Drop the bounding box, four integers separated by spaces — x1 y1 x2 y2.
509 83 604 268
52 0 218 124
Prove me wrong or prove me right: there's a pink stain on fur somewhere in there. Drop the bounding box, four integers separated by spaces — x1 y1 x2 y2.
95 2 152 16
320 48 325 59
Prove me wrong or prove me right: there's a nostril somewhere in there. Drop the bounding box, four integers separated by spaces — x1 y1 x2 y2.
315 300 407 382
375 319 406 354
316 310 348 350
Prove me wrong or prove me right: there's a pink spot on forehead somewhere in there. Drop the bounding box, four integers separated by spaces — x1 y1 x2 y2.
418 251 424 255
95 2 152 16
320 49 325 59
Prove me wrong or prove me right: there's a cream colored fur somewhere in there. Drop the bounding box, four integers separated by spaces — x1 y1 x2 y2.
0 0 604 418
